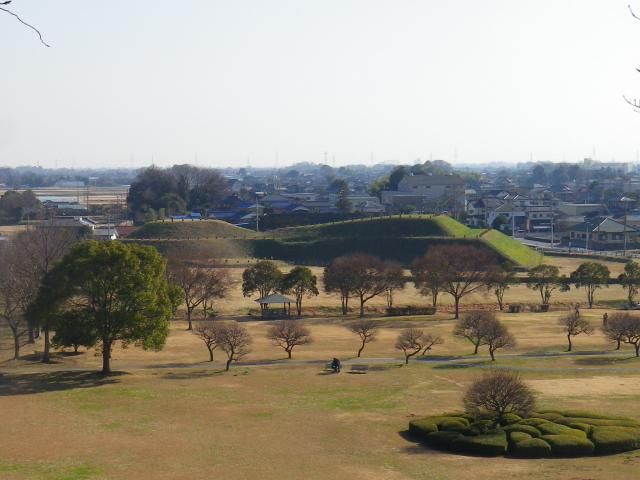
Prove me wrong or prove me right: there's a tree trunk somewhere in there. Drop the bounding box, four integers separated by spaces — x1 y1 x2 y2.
287 349 292 359
225 356 232 371
454 296 460 319
42 327 51 363
73 345 79 353
13 333 20 360
101 341 112 375
405 355 409 365
473 341 479 355
187 307 193 330
616 339 621 350
296 299 302 317
359 296 365 317
208 347 214 362
489 348 495 361
635 343 640 357
431 291 438 308
357 341 365 358
27 326 35 344
567 334 572 352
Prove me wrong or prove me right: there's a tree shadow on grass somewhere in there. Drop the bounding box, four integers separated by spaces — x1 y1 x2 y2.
432 360 492 370
573 355 639 366
161 369 226 380
397 430 443 456
0 371 124 396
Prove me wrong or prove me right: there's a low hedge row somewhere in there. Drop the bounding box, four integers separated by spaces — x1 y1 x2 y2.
409 411 640 458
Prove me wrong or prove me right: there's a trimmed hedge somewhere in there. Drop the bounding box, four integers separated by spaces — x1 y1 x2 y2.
591 427 640 455
511 438 552 458
500 413 522 426
452 433 507 456
541 435 595 457
408 411 640 458
537 423 586 438
503 424 541 438
408 419 438 440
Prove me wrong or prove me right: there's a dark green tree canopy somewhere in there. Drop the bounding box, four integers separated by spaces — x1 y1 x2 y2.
29 241 172 374
242 260 283 299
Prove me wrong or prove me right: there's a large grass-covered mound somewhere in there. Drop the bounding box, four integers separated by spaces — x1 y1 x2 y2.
408 410 640 457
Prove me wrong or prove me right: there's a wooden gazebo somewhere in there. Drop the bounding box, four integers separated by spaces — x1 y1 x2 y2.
255 294 294 319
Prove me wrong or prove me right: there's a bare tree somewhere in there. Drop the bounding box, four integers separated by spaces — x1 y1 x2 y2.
347 319 379 357
620 315 640 357
453 311 493 355
420 333 444 356
411 252 448 308
560 311 594 352
482 318 516 361
0 244 29 358
487 265 516 311
266 320 313 359
168 259 227 330
464 371 536 425
425 245 495 319
216 322 252 371
395 328 442 364
0 1 50 47
602 312 629 350
323 256 355 315
384 261 406 309
193 321 220 362
18 224 78 362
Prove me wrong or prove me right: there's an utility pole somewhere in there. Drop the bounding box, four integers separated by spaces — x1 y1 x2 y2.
550 201 554 246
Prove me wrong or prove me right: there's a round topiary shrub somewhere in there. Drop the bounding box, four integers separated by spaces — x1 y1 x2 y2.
541 434 595 457
590 427 640 455
503 424 541 438
453 433 507 456
408 419 438 440
407 410 639 458
499 413 522 426
510 438 552 458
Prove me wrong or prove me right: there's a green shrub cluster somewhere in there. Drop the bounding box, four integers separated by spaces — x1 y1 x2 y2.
409 410 640 458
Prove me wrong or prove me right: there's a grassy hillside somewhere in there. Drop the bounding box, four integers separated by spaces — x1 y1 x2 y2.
127 215 542 268
479 229 544 269
128 220 257 240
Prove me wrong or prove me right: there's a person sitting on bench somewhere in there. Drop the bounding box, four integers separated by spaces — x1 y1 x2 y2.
331 357 341 373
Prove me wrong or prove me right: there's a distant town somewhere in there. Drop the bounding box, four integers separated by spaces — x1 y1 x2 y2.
1 158 639 253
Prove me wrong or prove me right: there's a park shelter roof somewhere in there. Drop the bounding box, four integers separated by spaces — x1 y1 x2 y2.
255 294 294 304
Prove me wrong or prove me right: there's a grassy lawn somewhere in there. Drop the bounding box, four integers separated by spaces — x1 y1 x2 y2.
3 304 640 479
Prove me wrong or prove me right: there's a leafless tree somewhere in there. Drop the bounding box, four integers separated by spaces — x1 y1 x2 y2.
482 318 516 361
420 333 444 356
453 311 494 355
411 253 448 308
395 328 442 364
423 245 495 318
0 244 29 358
625 5 640 111
347 319 379 357
266 320 313 359
0 1 49 47
216 322 252 371
167 259 227 330
602 312 629 350
384 261 406 309
193 321 221 362
559 311 594 352
324 256 355 315
18 224 79 362
487 265 516 311
464 371 536 425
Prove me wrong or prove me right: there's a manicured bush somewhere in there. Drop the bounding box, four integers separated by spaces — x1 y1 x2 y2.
452 433 507 456
503 424 541 438
468 419 497 436
510 438 552 458
431 416 470 429
500 413 522 425
537 423 586 437
426 431 462 450
439 419 469 432
408 419 438 440
541 435 595 457
558 417 640 428
520 418 550 427
508 432 532 444
533 412 564 422
590 427 640 455
567 423 593 436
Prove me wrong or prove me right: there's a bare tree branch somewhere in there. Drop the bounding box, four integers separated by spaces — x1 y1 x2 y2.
623 95 640 112
629 4 640 21
0 3 50 47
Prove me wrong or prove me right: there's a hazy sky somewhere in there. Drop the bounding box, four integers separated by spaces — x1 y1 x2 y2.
2 0 640 169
